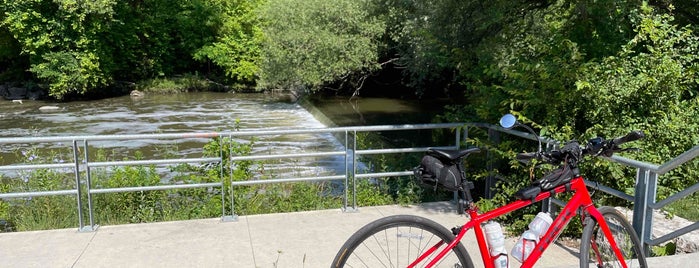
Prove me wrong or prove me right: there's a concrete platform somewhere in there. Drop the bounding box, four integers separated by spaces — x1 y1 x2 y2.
1 202 696 267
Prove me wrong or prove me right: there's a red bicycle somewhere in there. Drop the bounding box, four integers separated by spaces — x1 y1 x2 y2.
332 114 647 268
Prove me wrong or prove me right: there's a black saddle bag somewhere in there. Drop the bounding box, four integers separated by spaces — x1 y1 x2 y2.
414 154 463 191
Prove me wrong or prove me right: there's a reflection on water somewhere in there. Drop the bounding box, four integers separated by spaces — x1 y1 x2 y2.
306 96 451 148
306 96 448 126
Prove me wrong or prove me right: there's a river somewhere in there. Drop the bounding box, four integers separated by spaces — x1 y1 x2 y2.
0 92 446 178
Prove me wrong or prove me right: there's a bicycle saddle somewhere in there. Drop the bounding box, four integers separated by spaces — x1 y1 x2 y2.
427 147 481 162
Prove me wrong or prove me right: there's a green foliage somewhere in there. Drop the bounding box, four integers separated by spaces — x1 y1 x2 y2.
576 3 699 198
233 182 342 215
93 165 167 224
193 0 263 85
443 1 699 215
30 51 108 98
0 0 116 98
258 0 384 90
652 242 677 256
665 192 699 221
136 73 220 94
0 148 78 231
0 26 28 82
0 0 227 98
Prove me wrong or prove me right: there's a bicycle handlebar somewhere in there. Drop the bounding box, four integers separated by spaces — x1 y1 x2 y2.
518 130 644 166
612 130 645 146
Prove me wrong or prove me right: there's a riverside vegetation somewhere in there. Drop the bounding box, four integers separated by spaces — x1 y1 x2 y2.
2 0 698 255
0 132 438 232
0 123 689 255
2 1 697 207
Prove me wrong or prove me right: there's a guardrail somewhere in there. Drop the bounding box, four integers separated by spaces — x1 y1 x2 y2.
2 123 697 252
0 123 467 231
610 147 699 251
0 133 224 232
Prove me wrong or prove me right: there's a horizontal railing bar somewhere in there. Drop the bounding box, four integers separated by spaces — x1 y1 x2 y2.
0 132 224 144
229 151 344 161
584 180 635 202
90 183 222 194
0 163 74 171
647 221 699 246
0 123 469 144
355 171 414 179
0 189 78 199
230 175 345 186
656 145 699 175
355 146 457 156
650 181 699 209
235 123 466 136
87 158 221 168
606 146 698 175
607 155 661 173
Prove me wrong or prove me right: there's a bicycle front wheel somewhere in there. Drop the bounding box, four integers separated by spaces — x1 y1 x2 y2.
579 206 647 268
332 214 474 268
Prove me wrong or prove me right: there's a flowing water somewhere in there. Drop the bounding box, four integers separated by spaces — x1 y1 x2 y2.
0 92 447 178
0 92 348 177
2 92 319 137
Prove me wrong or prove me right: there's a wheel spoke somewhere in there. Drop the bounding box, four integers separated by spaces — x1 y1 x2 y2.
580 207 647 268
332 215 474 268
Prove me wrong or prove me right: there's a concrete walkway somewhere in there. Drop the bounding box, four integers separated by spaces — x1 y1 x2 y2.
1 202 696 267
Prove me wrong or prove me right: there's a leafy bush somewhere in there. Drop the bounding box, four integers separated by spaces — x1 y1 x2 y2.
258 0 384 90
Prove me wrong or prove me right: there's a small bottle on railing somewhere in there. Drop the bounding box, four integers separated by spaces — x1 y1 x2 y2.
484 221 509 268
511 212 552 262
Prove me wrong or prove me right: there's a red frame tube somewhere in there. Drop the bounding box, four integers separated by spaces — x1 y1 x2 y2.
418 177 628 268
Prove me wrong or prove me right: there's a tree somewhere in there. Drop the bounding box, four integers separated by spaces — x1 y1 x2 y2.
436 0 699 208
257 0 384 92
576 3 699 195
1 0 116 99
193 0 263 86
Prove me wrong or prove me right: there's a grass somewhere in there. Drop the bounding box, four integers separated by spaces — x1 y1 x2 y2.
665 192 699 221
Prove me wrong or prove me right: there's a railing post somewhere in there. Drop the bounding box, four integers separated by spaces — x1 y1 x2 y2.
81 140 98 232
454 127 462 211
223 134 238 222
341 130 358 213
72 140 85 232
632 167 656 254
348 130 358 212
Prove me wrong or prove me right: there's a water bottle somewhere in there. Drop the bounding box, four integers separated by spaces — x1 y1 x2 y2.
484 221 508 268
511 212 552 262
511 230 537 262
528 212 553 238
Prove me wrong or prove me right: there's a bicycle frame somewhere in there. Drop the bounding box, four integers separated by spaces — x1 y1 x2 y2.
416 176 628 268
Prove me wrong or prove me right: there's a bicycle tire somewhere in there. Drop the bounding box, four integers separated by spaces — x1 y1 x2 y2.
332 214 475 268
579 206 648 268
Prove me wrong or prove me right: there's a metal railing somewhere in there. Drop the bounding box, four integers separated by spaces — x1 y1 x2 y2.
610 147 699 250
2 122 697 251
0 133 225 232
0 123 466 231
